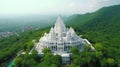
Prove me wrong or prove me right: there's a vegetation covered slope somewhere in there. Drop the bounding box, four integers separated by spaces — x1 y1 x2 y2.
66 5 120 66
66 5 120 33
0 28 50 66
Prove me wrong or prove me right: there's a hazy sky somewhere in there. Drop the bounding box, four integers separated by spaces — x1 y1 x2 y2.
0 0 120 15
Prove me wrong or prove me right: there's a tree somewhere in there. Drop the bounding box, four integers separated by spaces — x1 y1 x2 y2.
42 48 51 54
68 63 79 67
100 58 107 67
52 55 61 66
94 43 103 51
50 64 57 67
95 51 103 59
24 59 37 67
41 53 53 66
14 57 23 67
107 58 118 67
26 41 34 52
70 46 79 54
32 50 38 55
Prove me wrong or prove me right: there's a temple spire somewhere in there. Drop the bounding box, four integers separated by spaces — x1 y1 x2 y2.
54 15 66 33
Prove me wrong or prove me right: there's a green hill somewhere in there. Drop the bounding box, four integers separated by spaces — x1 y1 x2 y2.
66 5 120 32
66 5 120 46
66 5 120 66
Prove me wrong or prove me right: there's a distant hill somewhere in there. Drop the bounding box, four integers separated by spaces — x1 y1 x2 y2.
0 15 56 32
66 5 120 42
66 5 120 33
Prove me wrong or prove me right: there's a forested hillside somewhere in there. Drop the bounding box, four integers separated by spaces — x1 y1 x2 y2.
0 28 50 66
66 5 120 50
66 5 120 30
66 5 120 66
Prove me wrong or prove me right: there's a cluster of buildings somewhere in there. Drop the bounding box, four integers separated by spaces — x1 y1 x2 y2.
0 32 18 38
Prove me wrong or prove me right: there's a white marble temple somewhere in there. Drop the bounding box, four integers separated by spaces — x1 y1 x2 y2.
35 15 87 54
